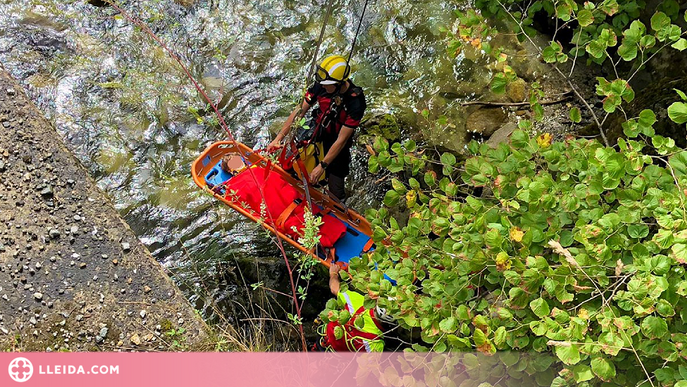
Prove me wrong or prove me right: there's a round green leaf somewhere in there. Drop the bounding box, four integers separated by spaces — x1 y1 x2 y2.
641 35 656 49
578 9 594 27
530 298 551 318
383 190 400 207
641 316 668 339
555 344 581 365
570 107 582 123
651 11 671 32
586 40 605 59
598 331 624 356
440 152 457 167
591 357 616 382
439 317 457 333
657 299 676 317
668 102 687 124
530 320 547 336
573 364 594 383
672 38 687 51
618 43 638 61
627 224 649 239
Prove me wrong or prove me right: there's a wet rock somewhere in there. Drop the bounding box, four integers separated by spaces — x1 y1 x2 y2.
466 108 508 137
507 78 527 102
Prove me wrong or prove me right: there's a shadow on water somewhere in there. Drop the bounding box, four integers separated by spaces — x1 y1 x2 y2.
0 0 480 336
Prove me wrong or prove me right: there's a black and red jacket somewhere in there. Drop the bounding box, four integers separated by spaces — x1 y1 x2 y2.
304 81 366 177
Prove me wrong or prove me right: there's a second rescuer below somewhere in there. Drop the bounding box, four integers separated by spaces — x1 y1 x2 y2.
267 55 367 201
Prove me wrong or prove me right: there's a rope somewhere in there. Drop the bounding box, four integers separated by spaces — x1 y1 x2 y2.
282 0 336 149
306 0 336 84
346 0 371 65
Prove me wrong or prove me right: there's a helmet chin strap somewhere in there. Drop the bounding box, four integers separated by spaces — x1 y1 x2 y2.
333 80 348 95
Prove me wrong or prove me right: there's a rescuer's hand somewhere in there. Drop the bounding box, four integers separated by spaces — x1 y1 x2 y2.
329 263 340 277
266 139 283 153
310 164 325 183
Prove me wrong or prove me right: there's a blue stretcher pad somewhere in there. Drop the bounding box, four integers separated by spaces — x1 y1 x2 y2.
334 227 373 264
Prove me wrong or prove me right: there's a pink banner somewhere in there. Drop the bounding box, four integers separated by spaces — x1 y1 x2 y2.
1 352 552 386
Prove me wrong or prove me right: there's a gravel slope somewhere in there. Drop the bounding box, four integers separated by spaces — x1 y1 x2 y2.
0 67 210 351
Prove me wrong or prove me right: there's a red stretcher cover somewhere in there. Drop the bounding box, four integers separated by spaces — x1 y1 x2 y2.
224 165 346 248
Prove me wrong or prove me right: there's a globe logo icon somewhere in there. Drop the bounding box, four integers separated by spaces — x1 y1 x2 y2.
8 357 33 383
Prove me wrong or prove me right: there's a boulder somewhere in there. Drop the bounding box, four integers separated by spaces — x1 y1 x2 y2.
466 108 508 137
487 123 518 148
507 78 527 102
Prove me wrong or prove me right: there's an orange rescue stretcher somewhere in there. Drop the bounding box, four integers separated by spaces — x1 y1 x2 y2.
191 141 375 267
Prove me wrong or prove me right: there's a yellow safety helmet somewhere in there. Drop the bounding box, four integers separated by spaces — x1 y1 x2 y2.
315 55 350 85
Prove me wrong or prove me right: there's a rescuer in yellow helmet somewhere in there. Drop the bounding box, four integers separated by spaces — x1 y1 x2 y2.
267 54 367 201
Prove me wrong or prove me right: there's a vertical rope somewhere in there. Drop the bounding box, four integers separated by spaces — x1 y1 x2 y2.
306 0 336 84
346 0 371 65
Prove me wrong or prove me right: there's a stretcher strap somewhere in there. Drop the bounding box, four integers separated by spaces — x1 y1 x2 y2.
275 199 303 230
362 239 375 253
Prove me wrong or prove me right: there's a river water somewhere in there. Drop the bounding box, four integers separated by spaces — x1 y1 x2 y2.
0 0 486 326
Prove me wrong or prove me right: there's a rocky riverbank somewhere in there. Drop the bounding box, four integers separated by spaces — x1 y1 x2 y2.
0 67 210 351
